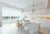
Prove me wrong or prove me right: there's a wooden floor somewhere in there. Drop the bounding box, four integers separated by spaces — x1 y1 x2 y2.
40 27 50 34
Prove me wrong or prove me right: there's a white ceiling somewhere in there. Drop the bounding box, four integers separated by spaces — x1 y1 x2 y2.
0 0 48 10
4 0 33 9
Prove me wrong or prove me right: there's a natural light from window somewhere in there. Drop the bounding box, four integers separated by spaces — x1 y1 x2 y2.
2 7 21 16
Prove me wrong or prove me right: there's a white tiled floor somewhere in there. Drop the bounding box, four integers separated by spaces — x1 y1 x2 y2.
0 24 27 34
0 24 38 34
0 23 39 34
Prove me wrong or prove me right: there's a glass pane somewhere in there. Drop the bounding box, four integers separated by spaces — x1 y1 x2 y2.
11 16 20 19
3 16 10 20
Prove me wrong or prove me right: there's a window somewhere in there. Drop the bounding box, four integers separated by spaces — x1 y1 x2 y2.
2 6 22 20
3 16 10 20
11 16 20 19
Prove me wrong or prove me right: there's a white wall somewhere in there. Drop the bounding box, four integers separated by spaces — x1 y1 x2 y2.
0 3 2 27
